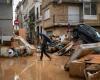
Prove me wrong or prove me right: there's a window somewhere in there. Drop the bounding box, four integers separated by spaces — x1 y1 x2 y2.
91 3 96 15
84 2 96 15
44 9 50 20
37 7 39 19
37 26 39 34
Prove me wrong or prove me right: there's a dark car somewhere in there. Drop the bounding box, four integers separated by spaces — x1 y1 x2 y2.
73 24 100 43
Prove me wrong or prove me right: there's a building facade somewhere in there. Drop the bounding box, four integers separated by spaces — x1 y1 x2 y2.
16 0 42 43
16 0 100 39
15 1 23 29
41 0 100 36
0 0 13 43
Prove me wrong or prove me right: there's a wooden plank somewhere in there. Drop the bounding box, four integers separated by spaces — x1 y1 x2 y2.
78 54 100 64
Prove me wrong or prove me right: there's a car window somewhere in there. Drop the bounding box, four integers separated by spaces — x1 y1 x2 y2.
96 32 100 37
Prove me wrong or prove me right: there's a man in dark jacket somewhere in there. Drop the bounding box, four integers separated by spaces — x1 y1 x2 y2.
40 36 51 61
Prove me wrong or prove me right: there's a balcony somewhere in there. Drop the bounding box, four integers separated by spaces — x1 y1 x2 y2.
43 14 100 29
43 14 81 28
52 14 82 26
53 14 100 26
36 16 42 22
51 0 100 3
42 0 99 8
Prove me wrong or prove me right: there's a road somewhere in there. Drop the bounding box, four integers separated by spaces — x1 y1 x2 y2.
0 52 82 80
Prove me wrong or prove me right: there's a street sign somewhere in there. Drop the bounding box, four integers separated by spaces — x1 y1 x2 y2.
14 19 19 25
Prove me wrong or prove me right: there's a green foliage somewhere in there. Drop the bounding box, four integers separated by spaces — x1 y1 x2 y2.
28 17 35 26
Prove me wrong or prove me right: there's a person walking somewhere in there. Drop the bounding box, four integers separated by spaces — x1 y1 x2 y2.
40 36 51 61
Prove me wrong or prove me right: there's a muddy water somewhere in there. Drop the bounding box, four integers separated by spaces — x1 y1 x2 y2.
0 53 81 80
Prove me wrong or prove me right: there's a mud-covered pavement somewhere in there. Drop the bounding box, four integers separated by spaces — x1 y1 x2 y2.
0 53 82 80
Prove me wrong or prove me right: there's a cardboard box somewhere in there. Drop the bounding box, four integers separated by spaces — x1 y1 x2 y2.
69 60 85 78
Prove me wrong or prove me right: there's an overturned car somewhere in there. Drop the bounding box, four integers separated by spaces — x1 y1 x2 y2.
73 24 100 43
0 36 35 57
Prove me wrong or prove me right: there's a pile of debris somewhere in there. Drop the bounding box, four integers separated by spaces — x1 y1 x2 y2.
62 24 100 80
37 32 73 54
65 42 100 80
37 24 100 56
38 24 100 79
36 23 100 80
0 36 35 57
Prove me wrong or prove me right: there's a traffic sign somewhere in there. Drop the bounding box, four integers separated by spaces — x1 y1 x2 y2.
14 19 19 25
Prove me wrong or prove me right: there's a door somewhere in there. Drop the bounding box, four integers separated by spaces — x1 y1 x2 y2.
68 6 80 24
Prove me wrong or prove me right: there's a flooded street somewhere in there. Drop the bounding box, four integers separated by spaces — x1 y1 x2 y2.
0 52 82 80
